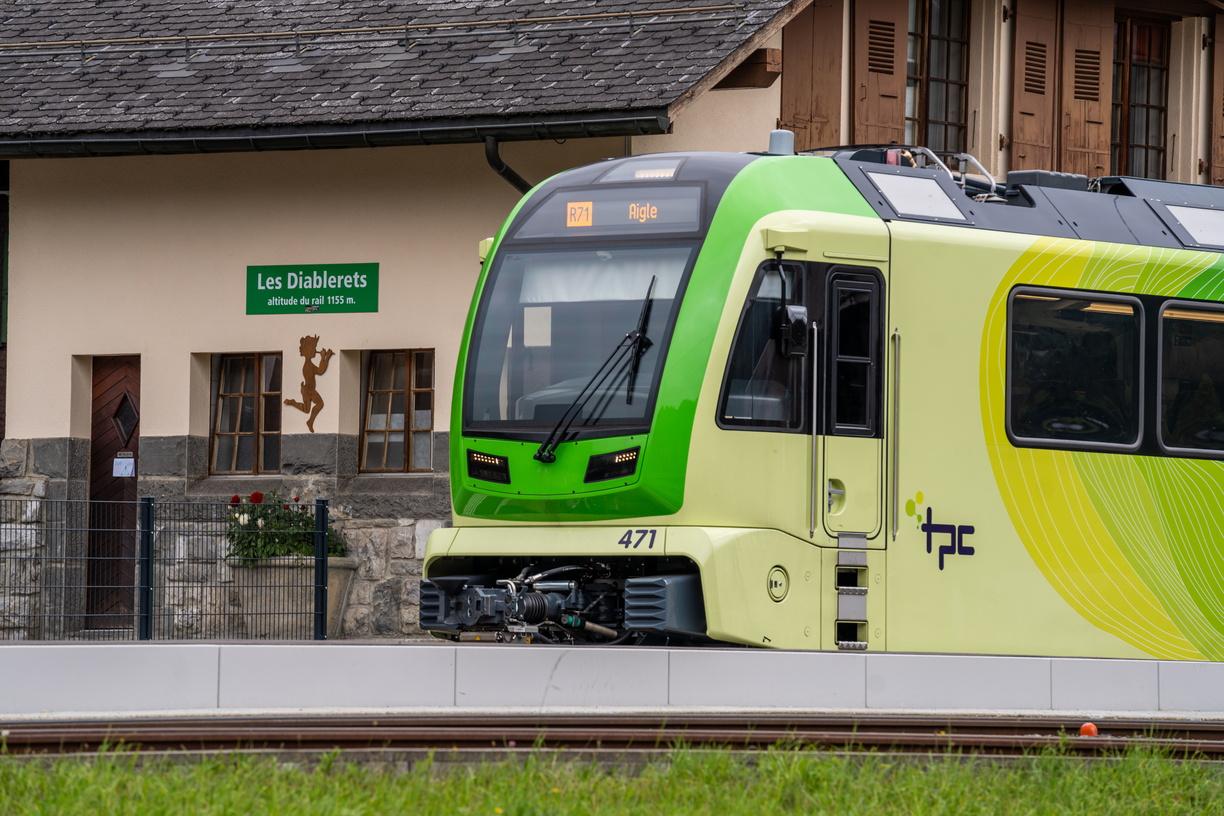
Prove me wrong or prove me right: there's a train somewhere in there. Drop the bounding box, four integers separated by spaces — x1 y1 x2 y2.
421 133 1223 662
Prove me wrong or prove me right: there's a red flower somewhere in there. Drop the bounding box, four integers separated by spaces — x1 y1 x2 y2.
249 491 265 505
282 504 289 510
229 494 241 506
292 495 301 503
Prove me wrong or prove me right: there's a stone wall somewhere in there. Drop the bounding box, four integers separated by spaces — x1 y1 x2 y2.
153 523 239 639
0 479 45 639
339 518 442 638
0 471 81 641
0 435 451 640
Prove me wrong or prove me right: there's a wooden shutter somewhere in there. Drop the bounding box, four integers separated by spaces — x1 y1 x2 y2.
1212 15 1224 186
1060 0 1115 176
852 0 907 144
781 0 845 151
1010 0 1059 170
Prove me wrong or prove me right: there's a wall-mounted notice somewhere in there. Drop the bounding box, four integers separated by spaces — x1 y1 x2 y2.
247 263 379 314
112 451 135 478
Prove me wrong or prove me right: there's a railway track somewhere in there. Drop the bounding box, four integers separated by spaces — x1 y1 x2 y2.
3 713 1222 757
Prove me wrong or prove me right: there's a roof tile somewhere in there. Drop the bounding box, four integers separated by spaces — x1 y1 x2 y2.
0 0 790 139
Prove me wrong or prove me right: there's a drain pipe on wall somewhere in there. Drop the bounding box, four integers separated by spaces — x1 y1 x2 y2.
484 137 533 195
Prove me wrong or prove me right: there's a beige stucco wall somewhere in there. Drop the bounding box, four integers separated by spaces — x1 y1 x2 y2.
7 138 624 440
632 34 782 155
632 83 778 156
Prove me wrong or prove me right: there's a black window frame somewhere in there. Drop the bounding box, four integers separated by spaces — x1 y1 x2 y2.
462 235 701 442
825 269 884 438
716 259 810 433
1005 286 1146 454
716 261 885 437
1156 299 1224 459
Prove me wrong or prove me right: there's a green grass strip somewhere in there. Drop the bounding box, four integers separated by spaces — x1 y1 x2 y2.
0 745 1220 815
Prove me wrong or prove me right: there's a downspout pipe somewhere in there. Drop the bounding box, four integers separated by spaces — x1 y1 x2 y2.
484 136 533 194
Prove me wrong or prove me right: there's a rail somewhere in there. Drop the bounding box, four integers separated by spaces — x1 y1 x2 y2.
2 713 1221 757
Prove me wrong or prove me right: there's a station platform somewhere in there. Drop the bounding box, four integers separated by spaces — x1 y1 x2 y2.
1 643 1221 720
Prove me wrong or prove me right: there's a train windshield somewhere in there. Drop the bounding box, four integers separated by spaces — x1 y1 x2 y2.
464 243 695 438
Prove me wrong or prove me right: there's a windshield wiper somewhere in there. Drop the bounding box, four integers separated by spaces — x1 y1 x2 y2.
534 276 657 464
624 276 655 404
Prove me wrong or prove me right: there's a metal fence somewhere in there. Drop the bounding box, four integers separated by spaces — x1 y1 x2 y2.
0 497 331 641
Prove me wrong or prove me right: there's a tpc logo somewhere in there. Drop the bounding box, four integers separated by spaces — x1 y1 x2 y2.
905 492 975 571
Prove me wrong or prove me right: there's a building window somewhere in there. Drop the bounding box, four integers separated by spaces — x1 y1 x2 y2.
905 0 970 155
361 350 434 472
1111 16 1170 179
211 353 282 474
1159 304 1224 455
1008 290 1142 451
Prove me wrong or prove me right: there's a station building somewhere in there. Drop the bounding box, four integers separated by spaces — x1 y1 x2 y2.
0 0 1222 638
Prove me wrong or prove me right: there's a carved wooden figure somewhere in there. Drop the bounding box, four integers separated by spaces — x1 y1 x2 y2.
284 334 334 432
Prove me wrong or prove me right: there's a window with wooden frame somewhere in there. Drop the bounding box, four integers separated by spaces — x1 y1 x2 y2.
361 350 434 473
905 0 971 156
211 353 282 474
1111 15 1170 179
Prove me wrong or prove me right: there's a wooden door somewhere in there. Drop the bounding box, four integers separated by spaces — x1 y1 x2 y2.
1060 0 1115 176
86 355 140 629
852 0 907 144
781 0 845 151
1010 0 1060 170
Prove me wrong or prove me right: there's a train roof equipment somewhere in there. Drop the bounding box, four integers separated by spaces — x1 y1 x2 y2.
803 142 1224 252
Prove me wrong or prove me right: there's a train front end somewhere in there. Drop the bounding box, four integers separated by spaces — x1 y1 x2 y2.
420 153 755 644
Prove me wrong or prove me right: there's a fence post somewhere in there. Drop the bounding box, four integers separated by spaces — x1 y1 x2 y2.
313 499 328 641
138 497 155 641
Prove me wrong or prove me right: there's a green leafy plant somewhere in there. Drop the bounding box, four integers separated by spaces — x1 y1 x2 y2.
225 491 346 562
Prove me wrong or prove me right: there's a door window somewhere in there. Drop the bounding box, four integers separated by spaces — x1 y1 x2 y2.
827 272 883 436
719 262 807 430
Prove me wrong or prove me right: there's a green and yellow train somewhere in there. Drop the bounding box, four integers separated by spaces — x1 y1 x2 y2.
422 137 1224 661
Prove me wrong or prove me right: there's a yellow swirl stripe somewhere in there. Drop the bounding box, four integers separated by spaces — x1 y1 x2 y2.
980 238 1207 660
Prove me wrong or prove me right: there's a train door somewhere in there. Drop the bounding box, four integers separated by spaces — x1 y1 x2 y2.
819 267 885 542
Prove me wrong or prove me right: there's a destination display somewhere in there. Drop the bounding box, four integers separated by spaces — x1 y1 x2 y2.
246 262 379 314
513 185 703 240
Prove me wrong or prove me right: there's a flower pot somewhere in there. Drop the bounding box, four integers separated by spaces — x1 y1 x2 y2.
229 556 356 640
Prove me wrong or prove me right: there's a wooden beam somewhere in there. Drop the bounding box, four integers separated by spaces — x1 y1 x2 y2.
713 47 782 89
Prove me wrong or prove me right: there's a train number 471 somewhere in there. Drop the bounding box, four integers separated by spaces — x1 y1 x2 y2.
618 529 657 550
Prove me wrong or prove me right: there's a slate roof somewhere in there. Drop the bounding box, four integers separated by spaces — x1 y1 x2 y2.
0 1 798 154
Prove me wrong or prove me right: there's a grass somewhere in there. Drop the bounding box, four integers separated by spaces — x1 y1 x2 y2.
0 746 1220 815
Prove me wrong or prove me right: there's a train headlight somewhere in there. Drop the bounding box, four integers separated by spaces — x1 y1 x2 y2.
584 447 640 483
467 450 511 484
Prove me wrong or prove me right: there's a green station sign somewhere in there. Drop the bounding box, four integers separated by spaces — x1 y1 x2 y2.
246 262 379 315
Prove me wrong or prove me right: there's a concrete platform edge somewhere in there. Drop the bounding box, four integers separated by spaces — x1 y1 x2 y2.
0 645 1220 718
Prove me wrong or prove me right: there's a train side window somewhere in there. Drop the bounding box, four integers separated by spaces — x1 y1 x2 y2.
827 272 881 436
718 262 806 430
1159 303 1224 454
1008 290 1143 450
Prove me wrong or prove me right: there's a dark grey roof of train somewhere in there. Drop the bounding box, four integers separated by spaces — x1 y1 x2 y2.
0 0 794 157
833 154 1224 254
